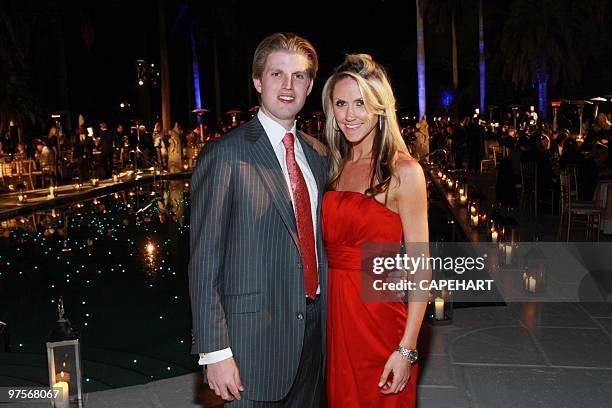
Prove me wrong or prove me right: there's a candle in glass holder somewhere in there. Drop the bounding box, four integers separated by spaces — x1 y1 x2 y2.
458 188 464 196
470 205 477 215
434 297 445 320
53 377 69 408
459 194 467 205
437 171 443 178
523 272 537 293
491 229 499 242
91 178 99 187
528 276 537 292
18 194 25 202
113 174 119 182
48 186 55 198
470 214 479 227
183 164 189 171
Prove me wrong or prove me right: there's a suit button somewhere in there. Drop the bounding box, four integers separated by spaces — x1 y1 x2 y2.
296 313 304 320
297 261 302 268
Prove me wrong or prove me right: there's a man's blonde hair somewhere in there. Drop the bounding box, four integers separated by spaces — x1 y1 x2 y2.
252 33 318 80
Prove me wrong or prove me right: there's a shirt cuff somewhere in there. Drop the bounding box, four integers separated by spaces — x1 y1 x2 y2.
198 348 233 365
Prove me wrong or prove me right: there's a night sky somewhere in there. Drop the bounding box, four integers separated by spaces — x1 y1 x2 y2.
11 0 612 133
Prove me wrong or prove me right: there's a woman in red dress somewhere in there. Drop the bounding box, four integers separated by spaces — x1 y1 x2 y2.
321 54 430 407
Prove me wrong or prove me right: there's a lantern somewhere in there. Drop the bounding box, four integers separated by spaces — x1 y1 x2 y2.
47 299 83 408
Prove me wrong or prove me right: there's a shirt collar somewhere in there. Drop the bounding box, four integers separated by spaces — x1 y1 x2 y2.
257 109 297 148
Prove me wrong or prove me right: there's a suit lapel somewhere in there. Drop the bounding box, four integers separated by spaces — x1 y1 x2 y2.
246 118 300 249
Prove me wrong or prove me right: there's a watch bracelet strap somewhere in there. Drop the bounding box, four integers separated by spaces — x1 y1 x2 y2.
395 346 418 362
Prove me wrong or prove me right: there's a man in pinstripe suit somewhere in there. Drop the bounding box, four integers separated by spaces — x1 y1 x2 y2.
189 33 328 407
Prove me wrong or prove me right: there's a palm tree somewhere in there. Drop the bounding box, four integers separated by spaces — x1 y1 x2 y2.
498 0 607 121
425 0 468 91
0 2 40 137
478 0 485 114
416 0 427 119
158 0 171 132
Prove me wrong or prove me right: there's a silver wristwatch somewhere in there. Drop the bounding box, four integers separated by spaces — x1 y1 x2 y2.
396 346 418 364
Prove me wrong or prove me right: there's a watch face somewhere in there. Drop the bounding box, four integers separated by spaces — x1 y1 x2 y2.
409 351 418 363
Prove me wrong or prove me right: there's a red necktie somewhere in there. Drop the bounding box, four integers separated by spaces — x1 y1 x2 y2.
282 132 318 299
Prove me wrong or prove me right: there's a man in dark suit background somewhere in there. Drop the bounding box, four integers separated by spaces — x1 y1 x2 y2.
189 33 327 407
98 122 115 178
73 126 94 181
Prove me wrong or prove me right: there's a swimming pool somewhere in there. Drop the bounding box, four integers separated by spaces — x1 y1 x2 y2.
0 179 195 392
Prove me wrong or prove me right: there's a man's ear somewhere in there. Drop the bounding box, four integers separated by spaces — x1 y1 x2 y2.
306 78 314 96
253 76 262 94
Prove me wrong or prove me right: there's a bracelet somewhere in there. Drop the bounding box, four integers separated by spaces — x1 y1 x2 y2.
395 346 418 363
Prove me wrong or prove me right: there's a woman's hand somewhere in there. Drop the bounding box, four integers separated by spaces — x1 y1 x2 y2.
378 351 412 394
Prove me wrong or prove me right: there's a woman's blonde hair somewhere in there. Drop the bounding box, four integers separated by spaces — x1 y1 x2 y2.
322 54 409 197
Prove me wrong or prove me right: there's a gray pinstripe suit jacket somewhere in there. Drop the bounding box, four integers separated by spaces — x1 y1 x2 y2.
188 117 328 401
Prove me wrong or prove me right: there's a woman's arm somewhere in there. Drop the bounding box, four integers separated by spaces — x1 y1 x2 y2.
378 157 430 394
394 158 430 349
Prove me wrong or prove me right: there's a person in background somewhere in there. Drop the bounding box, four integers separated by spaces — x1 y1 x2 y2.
14 143 28 160
167 122 184 172
153 122 167 170
99 122 115 178
34 138 56 184
73 126 93 181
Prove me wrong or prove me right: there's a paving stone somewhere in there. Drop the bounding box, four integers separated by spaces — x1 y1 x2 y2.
531 327 612 368
417 385 472 408
463 366 612 408
451 305 520 330
418 354 456 387
508 302 598 328
595 318 612 339
580 302 612 318
450 326 544 365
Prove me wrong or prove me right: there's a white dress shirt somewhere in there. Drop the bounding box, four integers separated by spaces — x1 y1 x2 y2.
199 110 320 366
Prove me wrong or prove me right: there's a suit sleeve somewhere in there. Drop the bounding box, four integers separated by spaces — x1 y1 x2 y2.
189 141 233 354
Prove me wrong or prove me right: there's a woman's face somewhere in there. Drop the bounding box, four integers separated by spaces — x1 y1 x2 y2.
332 77 377 145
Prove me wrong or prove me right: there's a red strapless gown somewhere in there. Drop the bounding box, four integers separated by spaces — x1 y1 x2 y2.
323 191 418 407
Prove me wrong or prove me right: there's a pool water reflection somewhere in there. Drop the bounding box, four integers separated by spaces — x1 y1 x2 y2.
0 179 195 392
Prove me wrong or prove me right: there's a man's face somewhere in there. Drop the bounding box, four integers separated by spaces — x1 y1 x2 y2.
253 51 313 129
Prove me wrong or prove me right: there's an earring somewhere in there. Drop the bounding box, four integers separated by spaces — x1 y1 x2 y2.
333 119 340 132
378 115 383 131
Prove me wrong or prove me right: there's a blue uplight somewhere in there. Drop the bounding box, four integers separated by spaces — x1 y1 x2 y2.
441 89 455 110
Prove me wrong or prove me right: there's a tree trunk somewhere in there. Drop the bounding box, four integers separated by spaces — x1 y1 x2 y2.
451 14 458 90
213 36 222 127
537 71 548 123
158 0 171 131
190 21 202 111
478 0 485 114
416 0 426 120
55 13 72 133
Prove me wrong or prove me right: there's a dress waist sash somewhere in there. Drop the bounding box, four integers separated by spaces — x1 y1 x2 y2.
326 244 362 270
